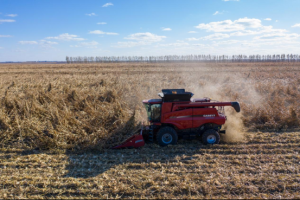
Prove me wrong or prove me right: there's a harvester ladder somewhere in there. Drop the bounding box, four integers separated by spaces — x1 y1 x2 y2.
148 127 154 143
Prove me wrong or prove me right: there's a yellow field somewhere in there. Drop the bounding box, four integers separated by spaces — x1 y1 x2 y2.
0 62 299 198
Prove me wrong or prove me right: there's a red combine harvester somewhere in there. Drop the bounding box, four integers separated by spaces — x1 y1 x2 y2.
113 89 240 149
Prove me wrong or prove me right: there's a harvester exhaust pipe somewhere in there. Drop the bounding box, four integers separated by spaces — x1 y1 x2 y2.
231 102 240 112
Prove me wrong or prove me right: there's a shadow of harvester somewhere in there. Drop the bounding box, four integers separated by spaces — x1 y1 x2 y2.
63 132 251 178
63 141 209 178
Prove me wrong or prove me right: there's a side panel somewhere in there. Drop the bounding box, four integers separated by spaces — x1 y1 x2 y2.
161 102 173 115
161 109 193 130
192 108 225 128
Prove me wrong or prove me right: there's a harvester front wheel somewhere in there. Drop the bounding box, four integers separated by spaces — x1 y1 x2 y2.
156 126 178 147
202 129 220 145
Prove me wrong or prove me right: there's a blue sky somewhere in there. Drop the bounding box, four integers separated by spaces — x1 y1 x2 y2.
1 0 300 61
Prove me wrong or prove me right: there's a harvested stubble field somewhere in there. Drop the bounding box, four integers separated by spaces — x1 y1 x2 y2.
0 62 299 199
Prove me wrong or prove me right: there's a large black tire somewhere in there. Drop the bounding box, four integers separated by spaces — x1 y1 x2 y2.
202 129 220 145
156 126 178 147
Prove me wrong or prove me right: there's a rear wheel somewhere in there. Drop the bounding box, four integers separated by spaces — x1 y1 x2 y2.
156 126 178 147
202 129 220 145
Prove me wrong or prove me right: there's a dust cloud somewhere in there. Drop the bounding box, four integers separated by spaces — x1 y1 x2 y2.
177 64 263 143
121 63 265 143
222 111 245 143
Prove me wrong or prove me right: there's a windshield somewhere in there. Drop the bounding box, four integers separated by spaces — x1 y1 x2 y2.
144 104 161 122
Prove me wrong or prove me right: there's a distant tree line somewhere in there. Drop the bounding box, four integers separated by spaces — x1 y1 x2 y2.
65 54 300 63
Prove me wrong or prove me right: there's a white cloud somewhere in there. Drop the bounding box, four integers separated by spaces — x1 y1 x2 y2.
213 40 242 45
188 31 197 33
240 42 260 47
71 41 99 48
254 33 300 41
0 19 15 23
102 3 113 7
19 40 58 46
195 17 262 32
89 30 118 35
186 38 199 41
192 44 205 47
6 14 18 17
80 41 99 46
97 22 107 25
194 18 289 41
38 40 58 48
105 32 119 35
19 41 38 45
124 32 166 42
0 35 12 37
264 18 272 21
292 23 300 28
275 20 279 23
202 33 230 40
113 32 167 48
230 30 259 36
157 42 189 47
188 21 290 43
86 13 96 16
187 33 230 41
39 40 58 45
46 33 85 41
260 26 287 33
213 11 221 15
162 28 172 31
112 41 147 48
229 26 287 37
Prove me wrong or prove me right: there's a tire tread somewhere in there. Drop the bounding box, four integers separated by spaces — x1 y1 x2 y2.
202 129 220 145
156 126 178 147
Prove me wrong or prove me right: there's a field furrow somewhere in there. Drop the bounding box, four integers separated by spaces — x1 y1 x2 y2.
0 63 299 198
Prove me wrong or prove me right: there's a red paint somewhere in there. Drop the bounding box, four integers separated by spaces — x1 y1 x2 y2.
163 109 193 129
192 108 225 128
142 101 234 130
114 90 240 149
111 134 145 149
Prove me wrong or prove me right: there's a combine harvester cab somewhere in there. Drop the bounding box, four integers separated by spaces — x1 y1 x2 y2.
113 89 240 149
